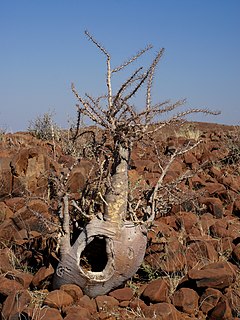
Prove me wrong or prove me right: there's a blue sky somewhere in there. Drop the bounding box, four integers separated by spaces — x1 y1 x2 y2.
0 0 239 131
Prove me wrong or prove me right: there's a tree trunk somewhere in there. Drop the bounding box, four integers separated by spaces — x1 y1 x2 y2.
53 144 147 297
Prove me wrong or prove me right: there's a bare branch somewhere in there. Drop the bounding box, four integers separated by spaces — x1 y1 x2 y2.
146 48 165 115
85 30 110 58
112 44 153 73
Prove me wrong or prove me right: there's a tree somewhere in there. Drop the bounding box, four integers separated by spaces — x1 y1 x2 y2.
53 31 219 297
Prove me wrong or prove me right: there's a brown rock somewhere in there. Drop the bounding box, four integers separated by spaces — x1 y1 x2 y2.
184 152 198 169
188 262 236 289
0 202 13 221
64 305 92 320
225 287 240 317
4 197 25 212
24 307 63 320
10 147 55 197
2 289 31 320
0 248 14 273
78 295 97 314
185 240 218 269
199 288 223 313
0 156 12 197
32 265 55 288
172 288 199 315
60 283 83 302
204 182 226 196
200 197 224 218
141 278 170 303
176 211 199 233
0 276 24 296
44 289 73 309
95 295 119 311
209 297 232 320
232 243 240 263
12 199 57 234
200 213 215 234
143 302 179 319
109 287 134 301
7 270 33 289
129 298 147 312
210 219 230 238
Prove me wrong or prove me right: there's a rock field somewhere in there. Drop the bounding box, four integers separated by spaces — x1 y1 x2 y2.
0 122 239 319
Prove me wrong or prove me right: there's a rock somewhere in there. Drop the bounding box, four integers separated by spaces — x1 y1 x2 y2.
63 305 92 320
0 248 14 273
143 302 180 319
200 197 224 218
7 270 33 289
0 276 24 296
12 199 57 235
95 295 119 311
0 202 13 221
109 287 134 302
208 297 232 320
78 295 97 314
60 283 83 302
141 278 170 303
175 211 199 233
188 262 236 289
204 182 226 196
1 289 31 320
185 240 218 269
210 219 230 238
199 288 223 313
225 287 240 317
44 289 73 309
32 265 55 288
172 288 199 315
128 298 147 312
23 307 63 320
4 197 25 212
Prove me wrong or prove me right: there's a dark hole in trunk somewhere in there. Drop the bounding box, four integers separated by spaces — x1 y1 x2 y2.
80 236 108 272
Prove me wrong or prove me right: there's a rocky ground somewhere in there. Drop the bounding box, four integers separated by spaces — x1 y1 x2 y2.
0 122 239 319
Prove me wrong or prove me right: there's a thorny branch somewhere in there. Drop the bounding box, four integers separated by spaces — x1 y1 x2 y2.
69 31 220 224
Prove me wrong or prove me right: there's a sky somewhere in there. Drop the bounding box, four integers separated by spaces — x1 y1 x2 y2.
0 0 240 132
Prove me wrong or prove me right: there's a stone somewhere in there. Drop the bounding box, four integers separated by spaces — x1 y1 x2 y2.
44 289 74 309
141 278 170 303
188 262 236 289
0 202 13 221
199 288 223 313
143 302 179 319
176 211 199 233
1 289 31 320
109 287 134 301
225 287 240 317
0 276 24 296
0 248 14 273
4 197 25 212
95 295 119 311
78 295 97 314
12 199 56 235
210 219 230 238
200 197 224 218
32 264 55 288
63 305 92 320
24 307 64 320
172 288 199 315
208 297 232 320
185 240 218 269
60 284 83 302
7 270 33 289
129 298 147 312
